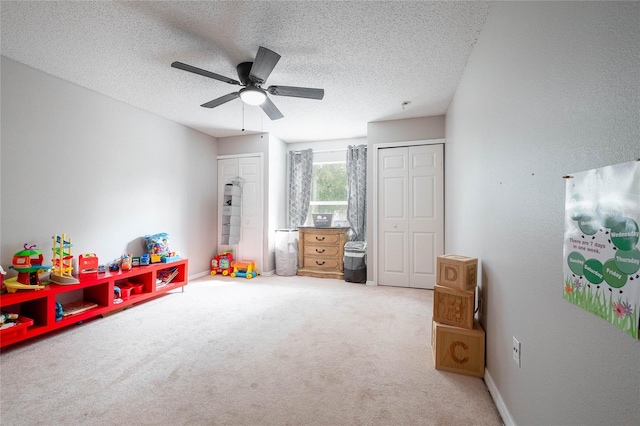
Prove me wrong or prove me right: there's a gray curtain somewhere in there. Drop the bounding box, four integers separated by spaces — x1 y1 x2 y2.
346 144 367 241
288 149 313 228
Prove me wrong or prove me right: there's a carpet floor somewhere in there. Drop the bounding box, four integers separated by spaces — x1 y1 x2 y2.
0 274 502 425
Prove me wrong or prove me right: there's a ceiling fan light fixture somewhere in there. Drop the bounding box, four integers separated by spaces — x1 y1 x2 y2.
239 86 267 105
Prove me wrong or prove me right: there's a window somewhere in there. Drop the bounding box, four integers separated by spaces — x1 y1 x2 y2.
306 161 348 225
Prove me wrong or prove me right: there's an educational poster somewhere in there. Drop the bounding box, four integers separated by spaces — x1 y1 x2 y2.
563 160 640 340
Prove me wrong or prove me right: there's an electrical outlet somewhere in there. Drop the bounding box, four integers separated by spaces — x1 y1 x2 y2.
512 337 521 367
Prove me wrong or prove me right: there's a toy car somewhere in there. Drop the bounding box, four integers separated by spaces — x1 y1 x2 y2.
211 252 234 276
230 260 258 279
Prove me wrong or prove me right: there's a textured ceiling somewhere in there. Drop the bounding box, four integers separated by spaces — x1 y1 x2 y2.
1 1 492 142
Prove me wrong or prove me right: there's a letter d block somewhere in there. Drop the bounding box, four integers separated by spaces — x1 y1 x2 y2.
436 254 478 292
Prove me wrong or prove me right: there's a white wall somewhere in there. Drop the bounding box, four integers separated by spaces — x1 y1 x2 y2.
1 57 218 276
366 116 446 280
446 2 639 425
267 133 287 273
367 116 445 145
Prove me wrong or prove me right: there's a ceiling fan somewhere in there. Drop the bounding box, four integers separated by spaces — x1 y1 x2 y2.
171 46 324 120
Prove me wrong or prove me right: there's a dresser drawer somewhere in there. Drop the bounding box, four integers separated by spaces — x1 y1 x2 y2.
304 245 340 257
303 233 342 245
303 256 341 271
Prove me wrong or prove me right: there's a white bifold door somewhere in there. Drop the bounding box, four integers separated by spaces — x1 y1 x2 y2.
377 144 444 289
218 155 264 273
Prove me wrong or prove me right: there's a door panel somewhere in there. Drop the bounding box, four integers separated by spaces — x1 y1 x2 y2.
383 231 406 274
237 157 263 272
378 144 443 289
383 177 406 219
378 148 409 286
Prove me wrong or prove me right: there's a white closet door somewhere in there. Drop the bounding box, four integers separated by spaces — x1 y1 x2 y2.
218 156 264 273
377 144 443 289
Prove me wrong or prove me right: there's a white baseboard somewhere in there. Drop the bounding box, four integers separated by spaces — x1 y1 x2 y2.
366 280 376 286
484 368 515 426
189 271 210 280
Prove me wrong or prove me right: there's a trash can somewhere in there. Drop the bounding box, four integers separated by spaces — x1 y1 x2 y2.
275 229 299 276
344 241 367 283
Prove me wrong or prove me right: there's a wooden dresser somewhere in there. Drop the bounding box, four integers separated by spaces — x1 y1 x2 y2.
297 227 350 279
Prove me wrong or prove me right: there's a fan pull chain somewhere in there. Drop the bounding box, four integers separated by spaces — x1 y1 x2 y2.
241 102 245 132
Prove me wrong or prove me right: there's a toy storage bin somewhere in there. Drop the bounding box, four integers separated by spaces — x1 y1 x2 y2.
344 241 367 283
0 315 34 340
312 214 334 227
275 229 299 276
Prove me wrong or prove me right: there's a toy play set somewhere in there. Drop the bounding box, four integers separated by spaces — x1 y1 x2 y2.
210 251 259 279
0 232 187 348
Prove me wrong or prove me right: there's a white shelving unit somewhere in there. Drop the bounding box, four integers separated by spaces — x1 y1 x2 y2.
221 181 242 245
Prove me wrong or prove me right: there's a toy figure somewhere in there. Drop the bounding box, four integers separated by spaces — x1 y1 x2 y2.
121 254 133 271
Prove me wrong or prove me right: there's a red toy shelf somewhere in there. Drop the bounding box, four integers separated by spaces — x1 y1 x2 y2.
0 259 188 349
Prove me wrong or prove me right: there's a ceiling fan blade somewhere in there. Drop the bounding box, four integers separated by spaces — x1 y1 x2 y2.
201 92 240 108
249 46 281 84
267 85 324 100
260 96 284 120
172 61 241 86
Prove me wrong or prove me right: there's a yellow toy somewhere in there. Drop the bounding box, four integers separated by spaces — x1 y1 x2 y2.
5 244 51 293
230 260 258 279
50 234 79 284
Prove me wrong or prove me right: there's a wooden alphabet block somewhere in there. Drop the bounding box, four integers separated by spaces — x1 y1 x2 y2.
436 254 478 292
431 320 485 378
433 284 475 330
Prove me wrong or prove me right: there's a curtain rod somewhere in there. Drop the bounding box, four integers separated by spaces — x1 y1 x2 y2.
290 148 347 154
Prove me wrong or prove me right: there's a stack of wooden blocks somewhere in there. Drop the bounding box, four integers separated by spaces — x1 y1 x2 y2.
431 254 485 378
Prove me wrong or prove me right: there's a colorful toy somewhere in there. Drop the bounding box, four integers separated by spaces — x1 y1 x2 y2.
6 244 52 292
121 254 133 271
78 253 99 280
51 234 79 284
230 260 258 279
144 233 170 256
210 251 234 276
140 254 150 266
55 302 64 321
113 285 123 304
1 312 19 327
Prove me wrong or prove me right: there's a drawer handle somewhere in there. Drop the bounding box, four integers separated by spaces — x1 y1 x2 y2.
315 236 325 241
315 249 325 253
316 261 325 266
